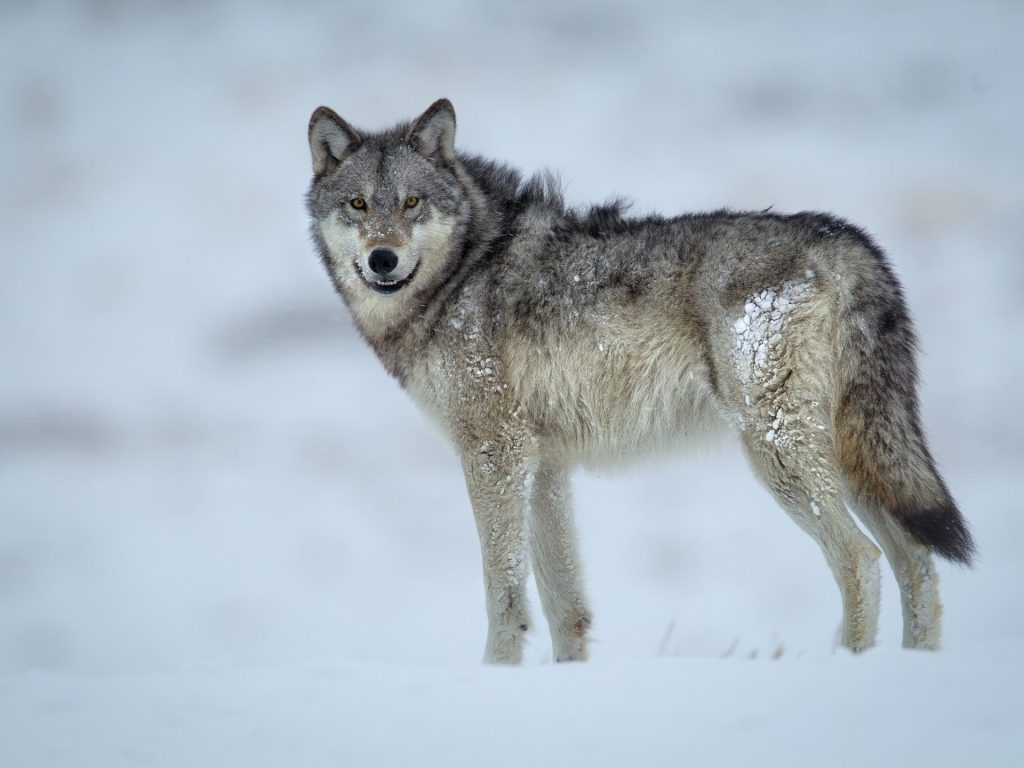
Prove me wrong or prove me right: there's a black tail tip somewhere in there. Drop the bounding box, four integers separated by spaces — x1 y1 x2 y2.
899 504 976 566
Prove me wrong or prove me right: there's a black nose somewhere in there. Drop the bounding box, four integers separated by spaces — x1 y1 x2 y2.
368 248 399 275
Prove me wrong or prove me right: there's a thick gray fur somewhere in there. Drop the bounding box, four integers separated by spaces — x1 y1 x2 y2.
306 99 973 663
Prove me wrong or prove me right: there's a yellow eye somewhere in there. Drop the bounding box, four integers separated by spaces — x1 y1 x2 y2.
350 197 366 210
405 196 420 209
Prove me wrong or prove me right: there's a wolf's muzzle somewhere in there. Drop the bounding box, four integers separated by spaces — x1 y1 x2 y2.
357 255 419 295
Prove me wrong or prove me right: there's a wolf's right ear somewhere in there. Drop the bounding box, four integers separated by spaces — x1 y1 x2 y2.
308 107 361 176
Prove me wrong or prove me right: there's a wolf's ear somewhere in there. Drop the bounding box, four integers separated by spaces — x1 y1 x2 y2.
407 99 456 163
309 107 361 176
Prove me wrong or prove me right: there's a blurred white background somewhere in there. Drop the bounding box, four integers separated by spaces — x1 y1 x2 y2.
2 0 1022 679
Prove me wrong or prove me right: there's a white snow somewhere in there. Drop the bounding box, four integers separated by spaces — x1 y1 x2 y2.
2 1 1023 766
733 280 813 388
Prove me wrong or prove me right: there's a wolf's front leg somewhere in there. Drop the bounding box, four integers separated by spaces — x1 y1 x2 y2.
459 430 536 664
529 459 592 661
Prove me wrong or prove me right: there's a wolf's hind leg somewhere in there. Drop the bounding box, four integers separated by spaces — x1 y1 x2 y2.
741 410 881 652
528 459 592 662
848 499 942 649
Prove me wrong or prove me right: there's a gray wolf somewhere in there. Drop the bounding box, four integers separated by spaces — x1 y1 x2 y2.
305 99 974 663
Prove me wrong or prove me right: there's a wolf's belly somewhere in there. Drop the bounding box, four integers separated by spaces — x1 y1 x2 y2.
505 322 724 465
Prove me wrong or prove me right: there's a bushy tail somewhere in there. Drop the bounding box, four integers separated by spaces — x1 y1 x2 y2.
833 254 975 565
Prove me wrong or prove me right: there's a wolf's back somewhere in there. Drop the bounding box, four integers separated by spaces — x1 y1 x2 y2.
832 238 975 565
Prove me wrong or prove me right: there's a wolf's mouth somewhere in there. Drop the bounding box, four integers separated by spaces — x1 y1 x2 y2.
357 262 419 295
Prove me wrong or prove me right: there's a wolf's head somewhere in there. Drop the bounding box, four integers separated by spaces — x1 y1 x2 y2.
306 99 469 333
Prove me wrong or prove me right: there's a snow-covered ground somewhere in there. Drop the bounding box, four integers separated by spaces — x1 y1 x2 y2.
2 1 1022 765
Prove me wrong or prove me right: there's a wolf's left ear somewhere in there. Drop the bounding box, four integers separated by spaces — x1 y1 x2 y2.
309 106 361 176
408 99 456 163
